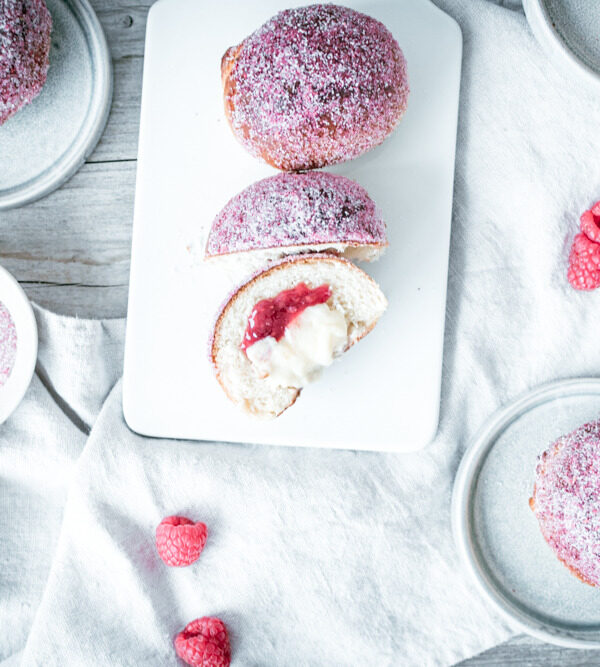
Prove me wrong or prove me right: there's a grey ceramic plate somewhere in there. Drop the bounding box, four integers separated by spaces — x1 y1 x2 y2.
524 0 600 86
452 378 600 648
0 0 112 210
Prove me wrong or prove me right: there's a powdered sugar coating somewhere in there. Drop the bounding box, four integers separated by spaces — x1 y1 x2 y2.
223 4 409 170
206 171 386 257
0 0 52 125
531 420 600 586
0 301 17 387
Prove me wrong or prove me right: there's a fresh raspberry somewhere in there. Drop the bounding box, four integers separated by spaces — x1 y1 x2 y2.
580 209 600 244
568 235 600 290
592 201 600 217
174 617 231 667
156 516 207 567
572 232 600 265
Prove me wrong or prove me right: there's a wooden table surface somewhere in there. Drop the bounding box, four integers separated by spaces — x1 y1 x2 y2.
2 0 599 663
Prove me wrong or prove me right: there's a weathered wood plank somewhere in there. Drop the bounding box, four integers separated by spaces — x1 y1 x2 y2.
460 634 600 665
0 161 134 316
93 1 149 60
86 0 151 162
23 284 129 318
87 56 144 163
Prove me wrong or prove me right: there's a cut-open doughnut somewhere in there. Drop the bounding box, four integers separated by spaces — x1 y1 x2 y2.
209 254 387 418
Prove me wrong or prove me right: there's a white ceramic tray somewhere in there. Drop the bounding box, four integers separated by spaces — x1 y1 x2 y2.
452 379 600 648
123 0 462 452
0 0 112 210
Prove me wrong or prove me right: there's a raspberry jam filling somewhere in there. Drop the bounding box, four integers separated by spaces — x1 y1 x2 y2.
241 283 331 352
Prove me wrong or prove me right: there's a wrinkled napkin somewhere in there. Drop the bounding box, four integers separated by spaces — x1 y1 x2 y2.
3 0 600 664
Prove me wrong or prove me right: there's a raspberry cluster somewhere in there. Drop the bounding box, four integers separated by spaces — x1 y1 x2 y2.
568 202 600 291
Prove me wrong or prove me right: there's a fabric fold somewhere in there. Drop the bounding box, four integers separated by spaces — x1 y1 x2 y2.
0 309 124 663
21 381 514 666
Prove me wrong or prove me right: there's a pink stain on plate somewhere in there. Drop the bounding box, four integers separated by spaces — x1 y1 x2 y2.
0 301 17 387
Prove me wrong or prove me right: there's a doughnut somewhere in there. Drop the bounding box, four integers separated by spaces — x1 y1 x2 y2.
222 4 409 170
0 0 52 125
209 254 387 418
530 420 600 586
205 171 387 263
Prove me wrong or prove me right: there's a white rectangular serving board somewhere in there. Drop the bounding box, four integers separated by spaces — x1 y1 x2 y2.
123 0 462 452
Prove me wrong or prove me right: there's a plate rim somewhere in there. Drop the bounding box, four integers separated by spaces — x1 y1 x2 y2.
0 265 38 424
523 0 600 88
0 0 113 211
452 377 600 649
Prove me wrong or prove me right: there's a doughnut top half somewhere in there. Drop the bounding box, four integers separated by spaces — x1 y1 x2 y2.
206 171 386 256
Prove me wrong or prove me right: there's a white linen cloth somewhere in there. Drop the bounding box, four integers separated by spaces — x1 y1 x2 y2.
3 0 600 664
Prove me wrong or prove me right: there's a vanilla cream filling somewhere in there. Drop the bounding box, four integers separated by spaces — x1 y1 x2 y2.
245 303 348 387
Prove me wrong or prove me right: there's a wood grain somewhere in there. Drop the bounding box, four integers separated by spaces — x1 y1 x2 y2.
0 0 148 317
0 161 134 316
460 634 600 665
2 0 596 663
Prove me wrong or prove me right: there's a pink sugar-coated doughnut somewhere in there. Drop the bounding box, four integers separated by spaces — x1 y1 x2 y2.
222 4 409 170
205 171 387 258
0 0 52 125
530 420 600 586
